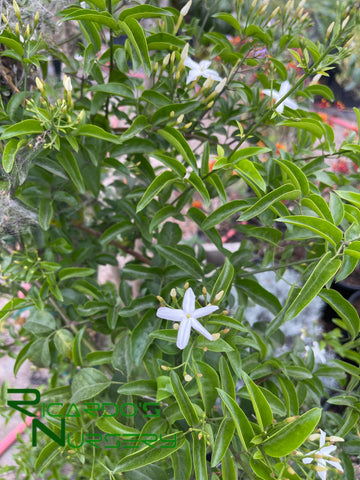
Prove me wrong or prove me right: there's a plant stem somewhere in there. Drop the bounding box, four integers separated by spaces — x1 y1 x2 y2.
236 256 324 276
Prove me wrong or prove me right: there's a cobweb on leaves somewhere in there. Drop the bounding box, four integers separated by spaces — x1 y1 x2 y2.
0 192 38 237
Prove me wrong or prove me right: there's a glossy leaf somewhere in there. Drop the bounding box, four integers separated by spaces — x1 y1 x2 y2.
71 368 111 403
211 417 235 467
277 215 342 246
242 371 273 429
170 371 199 426
319 288 360 339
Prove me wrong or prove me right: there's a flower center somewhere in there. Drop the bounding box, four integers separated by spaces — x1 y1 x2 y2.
186 314 191 318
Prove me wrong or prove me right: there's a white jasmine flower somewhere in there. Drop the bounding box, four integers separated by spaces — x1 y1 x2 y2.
184 57 223 85
262 80 298 113
156 287 218 349
302 429 343 480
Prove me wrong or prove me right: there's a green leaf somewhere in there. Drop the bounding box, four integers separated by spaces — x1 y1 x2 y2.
206 173 227 204
234 159 266 192
56 148 86 194
220 147 271 166
158 127 198 172
170 371 199 426
261 408 322 457
59 7 118 29
319 289 360 339
38 199 53 231
304 84 335 102
2 138 23 173
239 184 300 222
24 310 56 335
210 258 234 302
329 192 344 225
152 152 187 177
87 350 113 365
76 124 121 143
188 172 210 208
54 330 74 357
118 5 174 21
192 432 207 480
212 13 240 30
131 311 161 366
118 295 158 317
236 279 282 315
195 361 220 415
277 215 342 246
73 326 87 367
97 416 139 435
99 220 132 245
301 194 333 223
114 433 185 473
280 119 324 138
171 439 192 480
136 171 176 212
121 115 148 141
275 158 309 196
217 388 254 451
242 371 273 429
120 18 151 76
344 240 360 259
117 380 157 396
14 341 34 376
149 205 181 232
1 119 43 140
147 32 186 50
71 367 111 402
0 36 24 56
35 441 61 473
219 356 236 400
211 417 235 467
155 245 203 278
267 252 342 335
202 200 247 229
59 267 95 282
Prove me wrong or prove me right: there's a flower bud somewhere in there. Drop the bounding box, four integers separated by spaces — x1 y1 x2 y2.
15 22 20 36
157 295 164 303
212 333 220 341
25 24 30 37
161 365 169 371
34 11 39 28
35 77 44 93
13 0 21 21
268 6 280 21
328 436 344 442
184 282 189 290
215 77 226 94
183 122 192 129
170 51 176 66
206 100 214 109
184 374 192 381
214 290 224 303
170 288 177 298
202 286 207 296
173 323 179 330
63 75 72 92
180 0 192 16
342 16 350 29
162 53 170 68
198 433 202 440
181 43 190 62
325 21 335 40
1 14 8 23
176 114 184 124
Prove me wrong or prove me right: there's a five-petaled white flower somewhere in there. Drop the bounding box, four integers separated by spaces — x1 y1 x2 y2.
302 429 343 480
156 287 218 349
184 57 223 85
262 80 298 113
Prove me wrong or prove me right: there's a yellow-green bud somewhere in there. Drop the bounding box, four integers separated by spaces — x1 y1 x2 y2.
13 0 21 21
184 282 189 290
176 114 184 124
180 0 192 16
34 11 39 28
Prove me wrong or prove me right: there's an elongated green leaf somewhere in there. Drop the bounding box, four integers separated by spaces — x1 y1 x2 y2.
329 192 344 225
71 368 111 402
202 200 247 229
152 152 187 177
234 159 266 192
152 101 200 126
188 172 210 207
302 194 333 223
222 450 237 480
211 417 235 467
117 380 157 396
2 138 22 173
344 240 360 259
1 119 43 140
38 199 53 231
170 371 199 425
171 439 192 480
0 36 24 56
267 252 341 335
114 434 185 473
206 173 227 204
336 190 360 209
280 119 324 138
99 220 131 245
239 184 299 222
59 7 118 29
121 115 148 141
118 295 157 316
236 279 282 315
35 441 61 473
120 18 151 76
158 127 198 172
97 416 138 435
137 171 176 213
212 12 240 30
147 32 186 50
192 432 207 480
76 124 121 143
195 361 220 415
149 205 181 232
14 341 34 376
118 5 174 21
155 245 203 278
242 371 273 430
227 146 271 164
131 311 161 366
261 408 322 457
304 84 334 101
275 158 309 196
59 267 95 282
277 215 342 246
319 289 360 339
56 148 85 193
219 356 236 400
87 82 134 98
210 258 234 302
217 388 254 451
